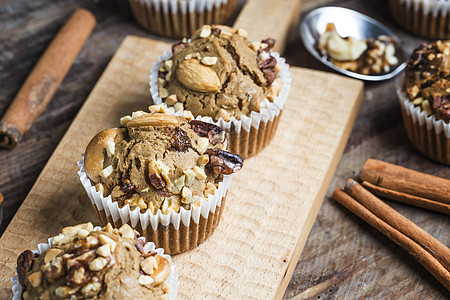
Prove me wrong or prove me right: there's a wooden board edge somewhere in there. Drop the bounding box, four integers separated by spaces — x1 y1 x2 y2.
273 81 364 299
234 0 302 53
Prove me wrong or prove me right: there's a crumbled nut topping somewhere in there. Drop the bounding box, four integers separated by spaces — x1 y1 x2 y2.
318 23 399 75
156 25 282 121
17 223 171 299
404 41 450 121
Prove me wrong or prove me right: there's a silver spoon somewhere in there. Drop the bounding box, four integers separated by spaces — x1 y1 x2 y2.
300 6 406 81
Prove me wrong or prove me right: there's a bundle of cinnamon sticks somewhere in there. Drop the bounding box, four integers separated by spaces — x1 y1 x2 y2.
333 159 450 291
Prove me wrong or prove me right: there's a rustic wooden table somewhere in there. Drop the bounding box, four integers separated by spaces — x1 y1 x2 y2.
0 0 448 299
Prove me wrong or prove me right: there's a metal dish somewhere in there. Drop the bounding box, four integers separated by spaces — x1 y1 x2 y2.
300 6 406 81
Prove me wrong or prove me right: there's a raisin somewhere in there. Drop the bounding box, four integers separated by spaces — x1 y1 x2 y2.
170 127 192 152
17 250 36 285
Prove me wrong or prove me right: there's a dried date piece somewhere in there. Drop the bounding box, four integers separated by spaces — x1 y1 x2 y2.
17 250 36 285
433 95 450 121
121 177 135 194
135 240 146 254
149 174 166 189
212 27 222 36
170 127 192 152
189 120 225 145
258 56 278 85
205 148 243 175
67 265 88 286
44 257 65 283
172 42 188 56
261 38 276 50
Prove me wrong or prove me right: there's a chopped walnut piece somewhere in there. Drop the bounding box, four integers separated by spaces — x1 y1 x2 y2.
183 169 196 186
199 25 211 38
141 256 158 275
88 257 108 271
96 244 112 257
181 187 193 204
159 87 169 98
193 166 207 180
197 137 209 154
197 155 209 168
165 94 178 106
28 271 43 287
81 282 102 298
98 234 117 252
120 115 132 126
99 165 114 178
138 274 154 286
215 108 231 122
55 286 78 298
204 182 216 197
118 224 135 239
173 103 184 113
44 248 61 264
201 56 218 66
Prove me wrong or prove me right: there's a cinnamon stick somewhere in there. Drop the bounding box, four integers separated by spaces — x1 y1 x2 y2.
361 159 450 205
362 181 450 215
332 188 450 291
0 9 96 148
344 179 450 273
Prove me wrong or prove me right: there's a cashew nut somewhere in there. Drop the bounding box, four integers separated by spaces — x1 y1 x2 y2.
151 255 171 286
84 128 126 183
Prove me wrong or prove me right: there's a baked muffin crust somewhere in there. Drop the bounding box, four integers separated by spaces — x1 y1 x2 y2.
84 106 243 214
157 25 283 122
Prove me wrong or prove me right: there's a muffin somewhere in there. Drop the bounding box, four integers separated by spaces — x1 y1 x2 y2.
128 0 238 38
78 105 243 254
389 0 450 39
398 40 450 165
150 24 291 158
12 223 177 300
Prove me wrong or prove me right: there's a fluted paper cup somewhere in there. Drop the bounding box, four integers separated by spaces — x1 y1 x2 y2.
389 0 450 39
12 226 178 300
397 75 450 165
78 157 231 254
150 51 291 158
129 0 238 38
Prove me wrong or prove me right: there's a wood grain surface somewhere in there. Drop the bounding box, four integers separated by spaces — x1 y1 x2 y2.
1 0 449 299
0 35 362 298
234 0 301 53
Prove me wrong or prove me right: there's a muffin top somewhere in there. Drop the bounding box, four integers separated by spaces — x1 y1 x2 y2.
156 25 283 122
17 223 172 300
84 105 243 214
404 40 450 122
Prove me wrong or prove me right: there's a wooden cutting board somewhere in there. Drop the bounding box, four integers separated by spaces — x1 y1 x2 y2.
0 35 362 298
0 0 363 298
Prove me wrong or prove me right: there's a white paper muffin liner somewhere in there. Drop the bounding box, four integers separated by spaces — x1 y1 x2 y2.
129 0 238 38
11 226 178 300
389 0 450 39
78 156 232 254
150 50 292 158
396 74 450 165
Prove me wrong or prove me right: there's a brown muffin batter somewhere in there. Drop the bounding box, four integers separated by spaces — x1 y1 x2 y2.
17 223 172 300
84 107 243 214
157 25 283 121
404 40 450 122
